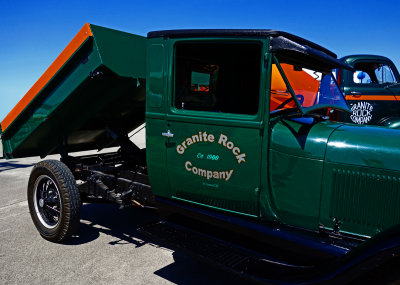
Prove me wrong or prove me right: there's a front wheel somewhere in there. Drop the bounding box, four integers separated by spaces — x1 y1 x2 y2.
28 160 81 242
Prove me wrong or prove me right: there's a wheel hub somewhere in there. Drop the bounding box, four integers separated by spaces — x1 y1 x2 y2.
33 175 62 229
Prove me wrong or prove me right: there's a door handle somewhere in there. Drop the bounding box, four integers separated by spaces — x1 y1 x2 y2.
162 130 174 138
350 91 362 96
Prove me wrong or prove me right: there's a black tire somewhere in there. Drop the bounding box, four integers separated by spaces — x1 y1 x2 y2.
27 160 81 242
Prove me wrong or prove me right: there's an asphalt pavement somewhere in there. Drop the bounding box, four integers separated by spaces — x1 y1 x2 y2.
0 150 243 285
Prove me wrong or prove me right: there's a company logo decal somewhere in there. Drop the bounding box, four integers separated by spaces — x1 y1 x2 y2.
350 101 373 124
176 132 246 182
185 161 234 181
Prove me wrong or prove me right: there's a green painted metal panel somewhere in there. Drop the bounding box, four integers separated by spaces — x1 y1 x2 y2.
145 117 170 197
269 119 343 160
3 43 101 157
267 118 400 234
325 125 400 171
269 149 323 229
146 40 166 109
164 38 265 217
320 163 400 237
145 37 170 198
145 36 267 217
90 25 146 79
2 25 146 158
259 50 277 222
266 119 341 229
166 118 262 216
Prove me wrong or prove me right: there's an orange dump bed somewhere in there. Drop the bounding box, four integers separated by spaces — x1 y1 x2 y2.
1 24 147 159
1 24 93 133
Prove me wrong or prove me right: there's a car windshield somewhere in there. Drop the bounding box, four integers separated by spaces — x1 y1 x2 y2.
270 58 350 114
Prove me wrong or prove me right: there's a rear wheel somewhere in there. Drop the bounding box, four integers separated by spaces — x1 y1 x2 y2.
28 160 81 242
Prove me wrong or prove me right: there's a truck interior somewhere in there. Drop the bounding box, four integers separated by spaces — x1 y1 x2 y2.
174 42 261 115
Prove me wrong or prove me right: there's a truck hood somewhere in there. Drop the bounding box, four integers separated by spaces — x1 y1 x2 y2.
271 118 400 172
270 118 343 160
326 124 400 171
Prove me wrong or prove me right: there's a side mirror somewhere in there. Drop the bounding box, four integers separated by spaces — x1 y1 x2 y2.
357 71 366 80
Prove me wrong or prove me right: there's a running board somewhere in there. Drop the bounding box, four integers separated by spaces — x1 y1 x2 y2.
138 220 331 284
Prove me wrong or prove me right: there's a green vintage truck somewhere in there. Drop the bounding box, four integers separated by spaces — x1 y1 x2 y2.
1 24 400 284
334 54 400 127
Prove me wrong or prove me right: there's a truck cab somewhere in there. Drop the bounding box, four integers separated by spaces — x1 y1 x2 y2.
335 55 400 127
146 30 352 231
143 32 400 282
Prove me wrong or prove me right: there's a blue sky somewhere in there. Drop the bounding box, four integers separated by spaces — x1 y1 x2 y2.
1 0 399 122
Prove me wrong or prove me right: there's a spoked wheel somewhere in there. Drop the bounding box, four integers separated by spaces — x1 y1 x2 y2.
33 175 62 229
28 160 81 242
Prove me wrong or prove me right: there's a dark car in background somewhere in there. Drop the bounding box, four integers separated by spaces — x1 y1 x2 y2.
335 54 400 127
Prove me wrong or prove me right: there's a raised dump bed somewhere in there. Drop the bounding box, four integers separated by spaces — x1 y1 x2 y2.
0 24 146 159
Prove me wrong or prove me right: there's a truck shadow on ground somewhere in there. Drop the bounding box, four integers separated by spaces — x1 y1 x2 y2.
0 161 35 173
67 203 244 284
66 203 156 246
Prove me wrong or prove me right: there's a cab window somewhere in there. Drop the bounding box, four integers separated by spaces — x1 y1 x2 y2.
352 62 398 84
270 63 319 112
174 42 261 115
270 60 348 114
270 63 297 112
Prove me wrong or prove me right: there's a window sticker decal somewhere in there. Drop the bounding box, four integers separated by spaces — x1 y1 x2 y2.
350 101 373 124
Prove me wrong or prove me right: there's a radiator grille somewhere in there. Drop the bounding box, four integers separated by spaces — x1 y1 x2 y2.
330 168 400 231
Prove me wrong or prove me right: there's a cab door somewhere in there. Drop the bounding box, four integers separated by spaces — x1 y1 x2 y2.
163 40 265 217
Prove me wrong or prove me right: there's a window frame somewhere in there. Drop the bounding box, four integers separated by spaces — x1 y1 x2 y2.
347 60 400 87
269 55 304 115
169 38 266 122
270 55 350 115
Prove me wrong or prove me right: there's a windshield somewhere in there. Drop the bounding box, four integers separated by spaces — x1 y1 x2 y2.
270 58 350 114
